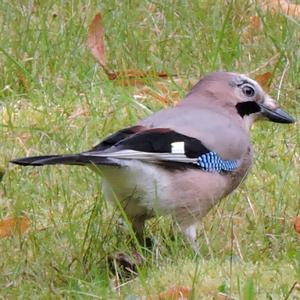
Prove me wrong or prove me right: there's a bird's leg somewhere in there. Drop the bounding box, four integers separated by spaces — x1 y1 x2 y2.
131 216 145 244
178 223 199 253
130 216 152 249
108 216 146 278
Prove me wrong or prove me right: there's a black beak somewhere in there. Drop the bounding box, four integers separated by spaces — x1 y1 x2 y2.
259 103 295 124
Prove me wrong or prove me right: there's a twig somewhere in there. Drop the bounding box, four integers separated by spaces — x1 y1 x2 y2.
246 196 257 219
284 281 298 300
114 277 137 289
247 53 280 75
276 58 290 101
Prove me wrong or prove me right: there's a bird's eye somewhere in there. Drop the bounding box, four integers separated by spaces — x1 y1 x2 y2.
242 84 255 97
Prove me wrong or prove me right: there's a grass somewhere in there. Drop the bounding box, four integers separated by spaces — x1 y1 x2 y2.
0 0 299 299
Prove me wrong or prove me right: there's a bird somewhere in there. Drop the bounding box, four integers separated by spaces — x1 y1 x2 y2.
11 72 295 249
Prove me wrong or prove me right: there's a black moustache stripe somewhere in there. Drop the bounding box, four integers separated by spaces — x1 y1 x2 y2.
236 101 261 117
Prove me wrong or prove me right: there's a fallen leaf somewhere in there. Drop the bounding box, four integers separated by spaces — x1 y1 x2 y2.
294 216 300 234
135 77 193 106
0 216 30 238
249 16 262 30
258 0 300 19
138 85 180 106
108 70 169 80
16 70 29 92
157 286 191 300
108 70 170 87
87 13 177 91
242 16 262 41
88 13 109 72
255 71 272 90
87 14 172 86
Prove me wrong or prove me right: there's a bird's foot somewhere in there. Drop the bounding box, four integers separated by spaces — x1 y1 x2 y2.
108 251 143 279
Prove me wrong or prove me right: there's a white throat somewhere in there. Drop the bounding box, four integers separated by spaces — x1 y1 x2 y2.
243 114 258 132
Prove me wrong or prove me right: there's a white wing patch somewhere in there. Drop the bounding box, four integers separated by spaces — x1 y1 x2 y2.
171 142 185 154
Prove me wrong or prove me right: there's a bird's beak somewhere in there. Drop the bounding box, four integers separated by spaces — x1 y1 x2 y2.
259 97 295 124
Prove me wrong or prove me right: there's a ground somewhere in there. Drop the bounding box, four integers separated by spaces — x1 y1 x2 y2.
0 1 299 299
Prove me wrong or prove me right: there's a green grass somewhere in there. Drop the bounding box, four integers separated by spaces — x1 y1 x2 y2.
0 1 299 299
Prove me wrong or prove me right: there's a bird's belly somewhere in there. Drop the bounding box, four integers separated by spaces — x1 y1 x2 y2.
99 160 171 219
160 169 231 225
97 160 237 224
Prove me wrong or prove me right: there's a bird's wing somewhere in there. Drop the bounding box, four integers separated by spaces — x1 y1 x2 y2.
83 128 239 172
11 128 240 172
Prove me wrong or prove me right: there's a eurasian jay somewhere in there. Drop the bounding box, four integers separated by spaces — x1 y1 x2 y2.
11 72 295 248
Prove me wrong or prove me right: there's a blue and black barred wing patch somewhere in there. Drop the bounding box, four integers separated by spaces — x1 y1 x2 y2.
197 152 238 172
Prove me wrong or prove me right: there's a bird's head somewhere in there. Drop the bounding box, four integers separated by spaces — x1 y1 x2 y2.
230 73 295 129
189 72 295 131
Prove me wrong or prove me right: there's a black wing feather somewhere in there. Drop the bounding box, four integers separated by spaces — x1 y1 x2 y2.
114 128 210 158
11 154 119 166
90 125 145 151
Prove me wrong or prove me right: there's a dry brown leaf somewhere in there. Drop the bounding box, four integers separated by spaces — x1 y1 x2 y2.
87 14 171 86
16 70 29 92
255 71 272 90
108 69 169 80
139 87 168 105
242 16 262 41
112 77 149 87
0 216 30 238
106 70 170 87
294 216 300 234
157 286 191 300
88 13 108 72
87 13 176 91
155 81 170 95
258 0 300 19
249 16 262 30
138 83 180 106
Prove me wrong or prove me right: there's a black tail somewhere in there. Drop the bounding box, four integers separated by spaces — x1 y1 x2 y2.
10 154 119 167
